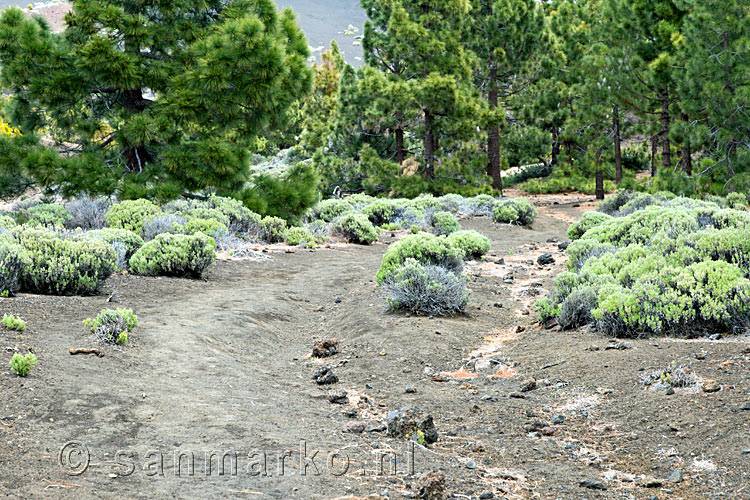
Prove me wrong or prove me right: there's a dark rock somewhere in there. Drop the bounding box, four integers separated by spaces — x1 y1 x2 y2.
694 352 706 360
558 241 570 251
509 391 525 399
665 387 675 396
605 341 632 350
742 450 750 455
539 426 554 436
546 237 559 243
741 402 750 411
523 420 550 432
519 378 537 392
495 258 505 265
551 414 565 425
343 408 358 418
312 338 339 358
386 406 439 444
343 422 365 433
537 253 555 265
367 424 387 432
544 318 559 329
417 470 446 500
328 391 348 404
334 297 342 303
312 365 338 385
579 479 607 490
479 492 494 500
493 302 503 308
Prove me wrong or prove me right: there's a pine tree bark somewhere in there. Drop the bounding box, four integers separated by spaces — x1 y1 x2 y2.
551 127 560 167
395 111 405 165
486 67 503 192
680 113 691 175
595 147 604 200
660 87 671 169
424 109 435 179
651 135 657 177
613 105 622 183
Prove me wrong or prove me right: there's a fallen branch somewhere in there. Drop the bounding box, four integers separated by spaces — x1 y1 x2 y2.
541 359 566 369
69 348 104 357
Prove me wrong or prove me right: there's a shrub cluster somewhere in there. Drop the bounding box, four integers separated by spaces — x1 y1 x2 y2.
430 211 461 235
446 230 490 259
105 199 162 235
544 193 750 338
0 238 31 295
285 226 315 246
2 313 25 331
383 259 469 316
334 213 379 245
84 308 138 345
376 233 463 284
129 233 216 278
492 198 537 226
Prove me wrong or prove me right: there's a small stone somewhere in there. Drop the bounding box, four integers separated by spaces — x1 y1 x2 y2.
405 385 416 394
417 471 446 500
386 406 439 444
539 426 554 436
527 432 541 438
521 308 530 316
495 258 505 265
665 387 675 395
515 325 526 333
701 379 720 393
312 365 338 385
551 414 565 424
328 391 348 404
669 470 683 483
636 475 663 488
694 352 706 360
367 424 387 432
334 297 342 303
465 460 476 469
479 492 494 500
709 333 722 340
579 479 607 490
537 253 555 265
519 378 537 392
344 422 365 433
742 450 750 455
741 402 750 411
493 302 503 308
509 391 525 399
558 241 570 251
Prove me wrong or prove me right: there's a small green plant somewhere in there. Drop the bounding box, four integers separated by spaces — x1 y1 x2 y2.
446 230 490 259
312 199 355 222
10 352 36 376
25 203 71 228
334 213 379 245
84 308 138 345
105 199 163 235
492 198 537 226
2 313 25 331
410 225 421 234
285 226 315 246
430 211 461 235
376 233 463 284
382 222 401 231
258 216 287 243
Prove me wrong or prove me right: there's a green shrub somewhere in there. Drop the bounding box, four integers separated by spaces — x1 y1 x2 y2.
0 238 31 295
15 228 116 295
345 193 377 209
725 192 748 210
361 199 400 226
208 195 261 233
430 211 461 236
492 198 537 226
376 233 463 284
409 194 442 211
84 308 137 345
565 238 616 271
567 211 613 240
313 199 355 222
446 230 490 259
84 228 144 263
105 199 162 235
535 297 559 323
285 226 315 246
410 225 421 234
141 214 186 240
9 352 36 377
382 259 470 316
596 190 641 216
2 313 25 331
334 213 378 245
185 206 230 226
0 214 16 229
437 193 465 213
26 203 71 228
258 216 287 243
183 217 228 237
129 233 216 278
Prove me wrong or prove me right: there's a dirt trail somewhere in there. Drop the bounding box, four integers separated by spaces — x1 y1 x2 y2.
2 197 749 499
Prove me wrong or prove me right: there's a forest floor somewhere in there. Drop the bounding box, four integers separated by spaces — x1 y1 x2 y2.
2 192 750 499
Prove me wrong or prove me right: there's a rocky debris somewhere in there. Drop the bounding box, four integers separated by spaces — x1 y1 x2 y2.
386 406 439 444
694 352 706 360
417 470 446 500
605 341 632 350
523 420 550 433
519 378 537 392
669 470 683 483
367 424 387 432
537 253 555 265
495 258 505 265
479 492 494 499
579 479 607 490
328 391 348 404
636 475 663 488
509 391 525 399
313 365 338 385
558 241 570 250
741 402 750 411
343 422 365 433
515 325 526 333
551 414 565 424
666 387 675 395
539 426 554 436
312 338 339 358
701 379 720 393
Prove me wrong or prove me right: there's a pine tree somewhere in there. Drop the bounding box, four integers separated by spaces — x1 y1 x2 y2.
0 0 313 203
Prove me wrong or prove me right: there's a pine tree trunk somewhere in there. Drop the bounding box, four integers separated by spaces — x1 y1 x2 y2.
395 112 405 165
660 87 671 169
651 135 657 177
680 113 692 175
595 147 604 200
486 67 503 192
551 127 560 167
613 105 622 183
424 109 435 179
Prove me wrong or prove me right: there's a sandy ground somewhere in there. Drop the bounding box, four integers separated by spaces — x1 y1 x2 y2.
2 195 750 499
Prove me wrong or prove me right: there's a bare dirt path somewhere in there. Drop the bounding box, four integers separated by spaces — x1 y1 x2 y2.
2 197 749 499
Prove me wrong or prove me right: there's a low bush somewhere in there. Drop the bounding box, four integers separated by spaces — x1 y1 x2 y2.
84 308 137 345
183 217 228 237
376 233 463 284
129 233 216 278
313 199 355 222
64 198 110 230
285 226 315 246
26 203 71 228
0 238 31 295
382 259 469 316
84 228 144 265
535 297 559 323
2 313 25 331
446 230 490 259
492 198 537 226
15 228 116 295
361 199 400 226
334 213 378 245
142 214 185 240
566 211 613 240
0 214 15 229
258 216 287 243
208 195 261 234
9 352 36 377
105 199 162 235
430 211 461 236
